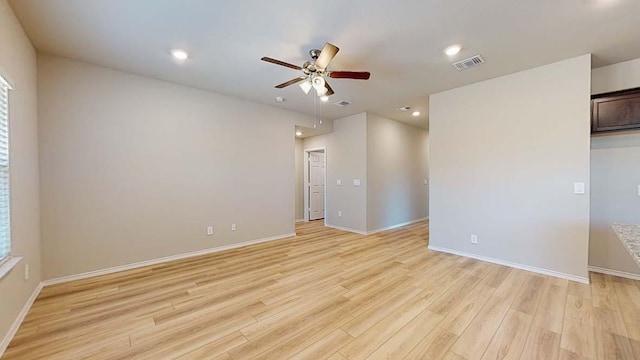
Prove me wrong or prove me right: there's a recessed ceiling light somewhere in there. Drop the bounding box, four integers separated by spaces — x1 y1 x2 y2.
171 49 189 61
412 111 421 117
444 45 462 56
320 95 329 102
295 131 303 137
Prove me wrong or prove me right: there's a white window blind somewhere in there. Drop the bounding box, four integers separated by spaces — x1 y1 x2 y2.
0 75 11 265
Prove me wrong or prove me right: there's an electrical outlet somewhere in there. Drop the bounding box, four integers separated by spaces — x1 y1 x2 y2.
424 178 428 185
231 224 237 231
470 234 478 244
338 210 342 218
24 263 29 281
206 226 214 236
336 179 342 186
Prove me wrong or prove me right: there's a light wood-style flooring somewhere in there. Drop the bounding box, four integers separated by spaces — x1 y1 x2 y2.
3 220 640 359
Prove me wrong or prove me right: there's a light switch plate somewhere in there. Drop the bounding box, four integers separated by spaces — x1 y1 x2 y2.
353 179 361 186
336 179 342 186
424 178 428 185
637 185 640 196
573 182 585 195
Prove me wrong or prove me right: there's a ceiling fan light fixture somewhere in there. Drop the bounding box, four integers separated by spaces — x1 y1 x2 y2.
312 76 326 89
299 80 312 94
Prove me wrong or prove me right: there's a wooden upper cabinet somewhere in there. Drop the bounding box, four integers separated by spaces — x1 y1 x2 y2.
592 88 640 133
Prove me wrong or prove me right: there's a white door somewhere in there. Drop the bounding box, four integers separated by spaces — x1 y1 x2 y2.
309 152 325 220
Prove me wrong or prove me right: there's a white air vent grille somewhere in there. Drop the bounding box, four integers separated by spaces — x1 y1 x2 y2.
452 55 485 70
396 106 411 112
334 100 351 107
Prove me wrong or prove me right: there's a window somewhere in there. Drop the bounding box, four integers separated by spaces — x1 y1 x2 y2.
0 75 10 266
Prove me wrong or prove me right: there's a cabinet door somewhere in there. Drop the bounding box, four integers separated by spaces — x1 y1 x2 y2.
592 89 640 133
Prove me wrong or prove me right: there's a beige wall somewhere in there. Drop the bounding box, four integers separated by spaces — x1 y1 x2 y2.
592 58 640 95
303 113 368 233
366 113 429 232
0 0 41 348
429 55 592 280
37 55 323 279
589 58 640 275
294 138 304 221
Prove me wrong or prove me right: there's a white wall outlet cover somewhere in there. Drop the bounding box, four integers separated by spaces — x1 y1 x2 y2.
206 226 214 236
470 234 478 244
637 185 640 196
353 179 361 186
231 224 237 231
424 178 428 185
338 210 342 217
573 182 586 195
336 179 342 186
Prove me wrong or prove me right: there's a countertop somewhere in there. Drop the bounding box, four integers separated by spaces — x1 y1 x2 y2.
611 223 640 268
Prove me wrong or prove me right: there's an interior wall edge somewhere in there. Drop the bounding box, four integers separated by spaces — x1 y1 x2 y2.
428 245 590 284
0 282 43 357
42 232 296 283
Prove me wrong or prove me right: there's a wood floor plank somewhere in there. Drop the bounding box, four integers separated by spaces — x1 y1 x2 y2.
481 309 532 360
3 220 640 360
289 329 353 360
520 325 561 360
594 330 636 360
363 309 443 359
338 296 431 360
511 275 547 316
404 326 459 360
450 295 515 360
173 332 247 360
560 295 596 359
612 281 640 340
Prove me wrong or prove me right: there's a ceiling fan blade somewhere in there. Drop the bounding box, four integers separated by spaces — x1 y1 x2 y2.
275 77 306 88
329 71 371 80
325 82 335 96
261 57 302 70
315 43 340 69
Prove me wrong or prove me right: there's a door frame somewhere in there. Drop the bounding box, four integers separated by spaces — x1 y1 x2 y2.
303 147 327 224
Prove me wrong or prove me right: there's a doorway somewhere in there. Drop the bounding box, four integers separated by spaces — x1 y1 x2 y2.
304 147 326 223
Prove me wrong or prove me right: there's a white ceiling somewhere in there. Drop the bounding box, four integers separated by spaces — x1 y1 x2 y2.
9 0 640 129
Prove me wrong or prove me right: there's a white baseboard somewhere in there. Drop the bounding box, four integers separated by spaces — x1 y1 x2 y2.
325 224 368 235
43 232 296 286
0 282 43 357
367 217 429 235
588 266 640 281
295 219 304 223
428 245 590 284
325 217 429 236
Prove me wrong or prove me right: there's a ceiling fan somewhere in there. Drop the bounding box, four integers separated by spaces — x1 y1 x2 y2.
261 43 370 97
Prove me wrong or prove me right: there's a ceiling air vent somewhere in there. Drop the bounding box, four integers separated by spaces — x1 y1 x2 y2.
334 100 351 107
452 55 485 71
396 106 411 112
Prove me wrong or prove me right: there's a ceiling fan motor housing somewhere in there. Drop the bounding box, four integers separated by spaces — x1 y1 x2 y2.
309 49 321 60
